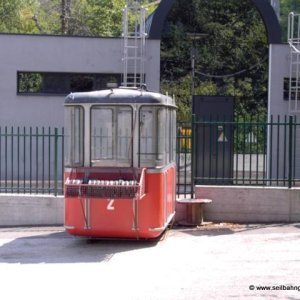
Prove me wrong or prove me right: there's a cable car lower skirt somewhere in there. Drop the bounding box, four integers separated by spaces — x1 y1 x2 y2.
64 165 176 239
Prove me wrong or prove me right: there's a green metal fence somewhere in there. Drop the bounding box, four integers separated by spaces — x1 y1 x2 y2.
177 122 192 195
0 127 64 195
0 117 299 196
176 115 300 196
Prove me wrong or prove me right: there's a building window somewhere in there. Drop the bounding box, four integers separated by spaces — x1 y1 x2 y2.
17 72 121 95
17 72 43 93
283 77 300 101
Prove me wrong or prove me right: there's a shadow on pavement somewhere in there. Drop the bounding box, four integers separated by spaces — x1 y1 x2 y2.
1 223 300 265
0 229 158 264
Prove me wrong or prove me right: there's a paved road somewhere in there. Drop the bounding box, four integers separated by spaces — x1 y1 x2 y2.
0 223 300 300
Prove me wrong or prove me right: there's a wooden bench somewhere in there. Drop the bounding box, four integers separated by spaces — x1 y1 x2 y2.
176 198 212 226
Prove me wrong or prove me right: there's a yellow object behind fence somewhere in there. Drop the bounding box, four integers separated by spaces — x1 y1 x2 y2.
179 127 192 151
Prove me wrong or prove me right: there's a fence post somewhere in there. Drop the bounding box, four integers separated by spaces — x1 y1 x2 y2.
191 114 196 198
288 116 294 188
54 128 58 196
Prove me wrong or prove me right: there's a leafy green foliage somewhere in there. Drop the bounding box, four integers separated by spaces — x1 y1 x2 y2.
0 0 155 35
0 0 38 32
160 0 268 121
18 72 43 93
280 0 300 42
28 0 127 36
234 112 267 154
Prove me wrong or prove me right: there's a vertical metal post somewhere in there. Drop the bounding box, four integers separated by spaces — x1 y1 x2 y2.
283 115 287 186
242 116 246 185
48 127 51 193
293 116 297 185
191 46 195 97
288 115 294 188
191 114 196 198
23 127 26 193
215 116 219 182
235 118 239 184
36 127 39 193
276 115 280 185
54 128 58 196
29 127 32 193
263 117 267 185
255 115 259 185
269 115 274 186
62 127 65 194
5 126 7 192
249 116 253 184
42 127 45 193
11 127 14 193
0 127 1 190
17 127 20 193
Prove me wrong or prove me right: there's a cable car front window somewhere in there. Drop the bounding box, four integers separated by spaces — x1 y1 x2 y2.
117 109 132 161
64 106 84 167
91 106 132 167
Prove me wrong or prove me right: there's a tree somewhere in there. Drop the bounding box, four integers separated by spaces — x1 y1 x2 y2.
0 0 158 36
61 0 71 34
160 0 269 120
27 0 141 36
280 0 300 42
0 0 38 33
0 0 127 36
81 0 125 36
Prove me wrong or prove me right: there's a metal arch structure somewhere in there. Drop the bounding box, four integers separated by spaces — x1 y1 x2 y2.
147 0 282 44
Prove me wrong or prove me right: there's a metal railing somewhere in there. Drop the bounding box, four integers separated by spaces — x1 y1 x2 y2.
1 116 300 196
176 115 300 196
177 123 192 195
0 127 64 195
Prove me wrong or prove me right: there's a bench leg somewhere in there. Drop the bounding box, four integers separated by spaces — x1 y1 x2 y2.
186 203 204 226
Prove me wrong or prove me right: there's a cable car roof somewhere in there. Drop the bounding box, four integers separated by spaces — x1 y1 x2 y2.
65 88 176 106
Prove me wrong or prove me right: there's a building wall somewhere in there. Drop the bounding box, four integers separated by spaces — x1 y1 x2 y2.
2 185 300 226
0 33 160 127
0 194 64 226
192 185 300 223
268 43 300 178
268 44 290 117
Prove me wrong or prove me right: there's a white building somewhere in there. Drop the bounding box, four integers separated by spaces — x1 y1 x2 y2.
0 33 160 127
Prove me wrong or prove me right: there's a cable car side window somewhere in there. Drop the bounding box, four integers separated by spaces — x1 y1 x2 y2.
139 108 155 167
91 106 132 167
170 108 177 163
157 108 168 165
139 106 176 168
139 107 167 167
64 106 84 167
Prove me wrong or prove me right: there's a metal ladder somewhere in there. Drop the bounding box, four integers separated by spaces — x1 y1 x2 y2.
122 1 147 88
288 12 300 113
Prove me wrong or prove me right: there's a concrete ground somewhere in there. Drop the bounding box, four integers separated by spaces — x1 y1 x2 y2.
0 224 300 300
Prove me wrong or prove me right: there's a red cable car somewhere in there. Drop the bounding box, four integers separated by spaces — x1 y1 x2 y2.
64 88 176 239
